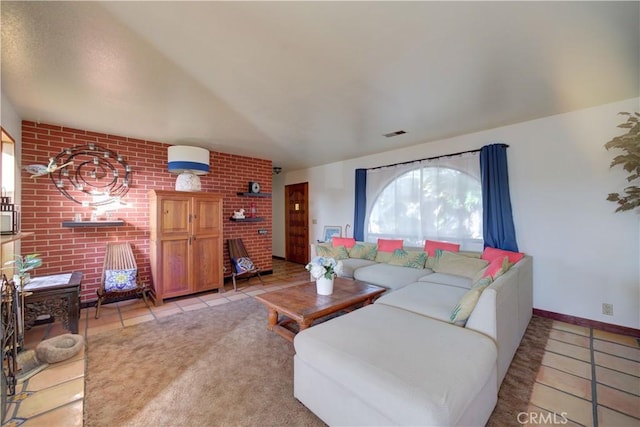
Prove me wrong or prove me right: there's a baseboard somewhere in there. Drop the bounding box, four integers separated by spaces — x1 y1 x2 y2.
272 255 285 260
533 308 640 338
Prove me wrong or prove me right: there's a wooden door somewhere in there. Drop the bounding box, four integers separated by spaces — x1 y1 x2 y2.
285 182 309 264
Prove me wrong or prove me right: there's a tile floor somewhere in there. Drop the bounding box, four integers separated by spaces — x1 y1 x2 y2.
3 259 639 427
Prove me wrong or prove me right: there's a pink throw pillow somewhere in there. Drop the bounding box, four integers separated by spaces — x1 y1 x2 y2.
377 239 403 253
332 237 356 248
424 240 460 257
481 246 524 264
483 256 507 279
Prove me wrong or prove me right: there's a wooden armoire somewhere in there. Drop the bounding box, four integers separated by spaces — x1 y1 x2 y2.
148 190 224 304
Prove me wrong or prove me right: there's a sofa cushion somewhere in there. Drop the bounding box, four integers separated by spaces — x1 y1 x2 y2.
433 250 489 279
294 304 497 426
331 237 356 248
315 244 349 260
337 258 377 279
375 281 467 322
450 278 493 324
424 240 460 268
348 243 378 260
417 272 473 289
375 239 403 263
387 249 427 269
377 238 403 252
483 256 511 280
481 246 524 264
354 263 429 291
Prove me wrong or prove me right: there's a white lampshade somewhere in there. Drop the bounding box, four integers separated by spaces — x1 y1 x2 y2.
167 146 210 191
167 146 210 175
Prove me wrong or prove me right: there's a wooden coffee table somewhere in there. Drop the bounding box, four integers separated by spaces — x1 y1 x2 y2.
255 277 385 342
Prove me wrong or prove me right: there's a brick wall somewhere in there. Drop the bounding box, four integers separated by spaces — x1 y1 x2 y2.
20 121 272 303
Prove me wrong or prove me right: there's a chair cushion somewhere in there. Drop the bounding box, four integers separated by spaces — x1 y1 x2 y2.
232 257 255 274
104 268 137 292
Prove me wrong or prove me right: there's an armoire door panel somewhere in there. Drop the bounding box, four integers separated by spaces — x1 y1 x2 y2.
159 198 190 235
192 236 221 292
160 239 190 297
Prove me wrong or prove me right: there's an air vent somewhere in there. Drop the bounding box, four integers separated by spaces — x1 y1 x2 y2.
383 130 407 138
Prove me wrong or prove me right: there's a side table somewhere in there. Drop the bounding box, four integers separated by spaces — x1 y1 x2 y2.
23 272 82 334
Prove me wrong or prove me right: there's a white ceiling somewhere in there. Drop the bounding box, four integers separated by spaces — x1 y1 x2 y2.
1 1 638 171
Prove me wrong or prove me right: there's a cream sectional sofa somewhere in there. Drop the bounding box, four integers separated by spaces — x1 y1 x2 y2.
294 242 533 426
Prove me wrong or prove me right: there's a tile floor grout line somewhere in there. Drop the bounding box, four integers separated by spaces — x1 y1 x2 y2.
542 349 593 367
596 406 640 422
592 348 640 364
546 336 591 349
591 358 640 377
590 326 599 427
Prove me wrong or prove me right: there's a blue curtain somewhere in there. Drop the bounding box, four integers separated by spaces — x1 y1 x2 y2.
353 169 367 241
480 144 519 251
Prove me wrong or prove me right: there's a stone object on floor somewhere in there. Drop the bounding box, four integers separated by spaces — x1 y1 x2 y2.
35 333 84 364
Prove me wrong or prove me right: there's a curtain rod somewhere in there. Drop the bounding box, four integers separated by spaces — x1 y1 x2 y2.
367 144 509 171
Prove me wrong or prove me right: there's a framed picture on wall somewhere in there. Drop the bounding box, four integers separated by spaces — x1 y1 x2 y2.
323 226 342 242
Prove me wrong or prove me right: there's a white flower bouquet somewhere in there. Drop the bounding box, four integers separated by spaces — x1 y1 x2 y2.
305 256 343 280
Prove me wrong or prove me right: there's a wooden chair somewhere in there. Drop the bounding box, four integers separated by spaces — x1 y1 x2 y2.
227 238 265 291
95 242 151 318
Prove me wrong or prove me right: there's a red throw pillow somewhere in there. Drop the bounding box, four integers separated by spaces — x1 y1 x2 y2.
424 240 460 257
332 237 356 248
377 238 403 252
481 247 524 264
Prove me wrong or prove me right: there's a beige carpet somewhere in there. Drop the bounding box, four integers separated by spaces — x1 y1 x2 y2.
84 297 552 426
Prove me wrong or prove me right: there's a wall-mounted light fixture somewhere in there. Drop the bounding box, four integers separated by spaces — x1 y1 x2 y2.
167 145 210 191
273 166 282 175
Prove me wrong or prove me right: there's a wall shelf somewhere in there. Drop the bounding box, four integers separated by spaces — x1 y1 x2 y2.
62 220 125 228
236 192 271 198
229 217 265 222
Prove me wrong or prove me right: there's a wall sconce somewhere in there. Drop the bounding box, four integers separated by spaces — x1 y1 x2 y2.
49 144 132 206
167 146 210 191
273 166 282 175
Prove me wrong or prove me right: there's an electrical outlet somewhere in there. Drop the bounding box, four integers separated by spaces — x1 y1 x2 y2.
602 303 614 316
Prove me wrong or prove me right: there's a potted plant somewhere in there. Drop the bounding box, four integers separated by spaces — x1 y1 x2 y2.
4 254 43 286
605 112 640 212
305 256 343 295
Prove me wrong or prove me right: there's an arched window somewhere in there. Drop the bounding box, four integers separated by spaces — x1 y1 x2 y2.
366 153 483 251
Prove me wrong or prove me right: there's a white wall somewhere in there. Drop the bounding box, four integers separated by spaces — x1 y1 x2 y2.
283 98 640 328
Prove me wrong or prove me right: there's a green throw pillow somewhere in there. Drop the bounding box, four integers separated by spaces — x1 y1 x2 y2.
316 244 349 260
348 243 377 260
388 249 427 269
450 277 492 324
432 250 489 279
